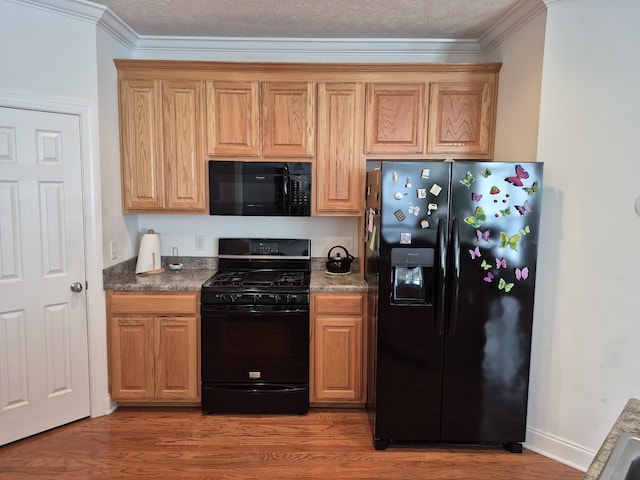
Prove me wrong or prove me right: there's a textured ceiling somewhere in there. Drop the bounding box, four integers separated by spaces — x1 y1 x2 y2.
96 0 525 39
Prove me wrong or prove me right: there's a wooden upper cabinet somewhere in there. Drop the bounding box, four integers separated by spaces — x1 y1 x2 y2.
116 61 501 216
206 81 315 158
119 78 206 213
364 83 427 154
120 79 164 211
163 80 206 211
427 79 497 158
315 83 364 215
262 82 316 157
205 81 260 156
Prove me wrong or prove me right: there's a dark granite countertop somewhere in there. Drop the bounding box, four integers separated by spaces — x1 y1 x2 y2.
104 269 214 292
103 257 368 293
584 398 640 479
103 257 216 292
310 270 368 292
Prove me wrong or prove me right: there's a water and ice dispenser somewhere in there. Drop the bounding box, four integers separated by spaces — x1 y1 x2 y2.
391 248 434 305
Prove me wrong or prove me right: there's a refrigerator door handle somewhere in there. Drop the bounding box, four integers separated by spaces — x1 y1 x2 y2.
448 217 461 334
435 217 447 335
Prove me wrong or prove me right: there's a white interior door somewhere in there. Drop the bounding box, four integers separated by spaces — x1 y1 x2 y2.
0 106 90 445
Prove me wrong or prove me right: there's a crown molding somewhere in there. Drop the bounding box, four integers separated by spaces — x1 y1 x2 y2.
131 36 484 62
543 0 577 7
12 0 549 61
8 0 103 23
94 5 138 49
8 0 137 49
479 0 547 54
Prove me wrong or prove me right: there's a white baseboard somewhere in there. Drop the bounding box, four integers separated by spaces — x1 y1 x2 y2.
525 426 594 472
93 394 117 418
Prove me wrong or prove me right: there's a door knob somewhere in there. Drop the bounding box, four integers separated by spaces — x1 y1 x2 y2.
70 282 84 293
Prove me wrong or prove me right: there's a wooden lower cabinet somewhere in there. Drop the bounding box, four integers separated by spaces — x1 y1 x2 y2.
107 291 200 404
310 292 366 405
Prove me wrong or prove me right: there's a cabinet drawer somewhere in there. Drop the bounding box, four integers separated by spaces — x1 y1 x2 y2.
314 293 363 315
110 292 198 315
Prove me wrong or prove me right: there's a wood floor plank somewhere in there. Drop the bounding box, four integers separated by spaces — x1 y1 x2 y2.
0 407 584 479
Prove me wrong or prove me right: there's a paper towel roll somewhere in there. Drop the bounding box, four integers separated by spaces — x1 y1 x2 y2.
135 230 163 274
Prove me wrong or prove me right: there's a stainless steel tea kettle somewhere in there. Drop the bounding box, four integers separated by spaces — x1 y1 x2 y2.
326 246 354 274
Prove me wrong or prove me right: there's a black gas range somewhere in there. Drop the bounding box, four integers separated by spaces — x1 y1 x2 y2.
200 238 311 415
202 269 310 309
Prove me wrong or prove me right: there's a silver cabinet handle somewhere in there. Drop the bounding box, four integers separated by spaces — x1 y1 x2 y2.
70 281 83 293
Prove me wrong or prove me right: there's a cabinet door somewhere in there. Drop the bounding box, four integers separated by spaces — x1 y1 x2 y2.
163 80 206 211
155 316 199 401
315 83 364 215
262 82 316 157
427 80 496 158
119 79 164 211
312 316 363 403
311 293 365 404
206 81 260 156
364 83 427 154
109 316 154 401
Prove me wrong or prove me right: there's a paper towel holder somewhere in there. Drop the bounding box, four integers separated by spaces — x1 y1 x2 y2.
135 229 165 275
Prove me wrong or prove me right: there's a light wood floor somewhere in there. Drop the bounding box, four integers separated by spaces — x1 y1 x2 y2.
0 407 584 479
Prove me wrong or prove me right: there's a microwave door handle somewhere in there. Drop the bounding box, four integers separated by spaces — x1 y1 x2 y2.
282 164 290 211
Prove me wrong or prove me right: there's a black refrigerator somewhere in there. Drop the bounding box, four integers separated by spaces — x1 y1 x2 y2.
364 161 543 451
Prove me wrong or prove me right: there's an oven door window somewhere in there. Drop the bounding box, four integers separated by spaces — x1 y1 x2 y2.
201 310 309 384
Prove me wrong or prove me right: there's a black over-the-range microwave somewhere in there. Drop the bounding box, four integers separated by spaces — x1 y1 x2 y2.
208 161 312 216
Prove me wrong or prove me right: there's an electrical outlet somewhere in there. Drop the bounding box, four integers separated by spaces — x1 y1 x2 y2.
195 236 205 251
342 237 354 253
110 240 118 260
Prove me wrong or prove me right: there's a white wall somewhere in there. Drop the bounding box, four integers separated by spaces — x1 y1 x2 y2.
0 1 97 99
134 215 359 259
487 1 640 470
96 25 138 267
485 10 546 163
527 0 640 470
94 23 134 415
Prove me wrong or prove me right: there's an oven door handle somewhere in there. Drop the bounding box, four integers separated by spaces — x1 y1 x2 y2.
201 306 309 314
205 383 308 393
